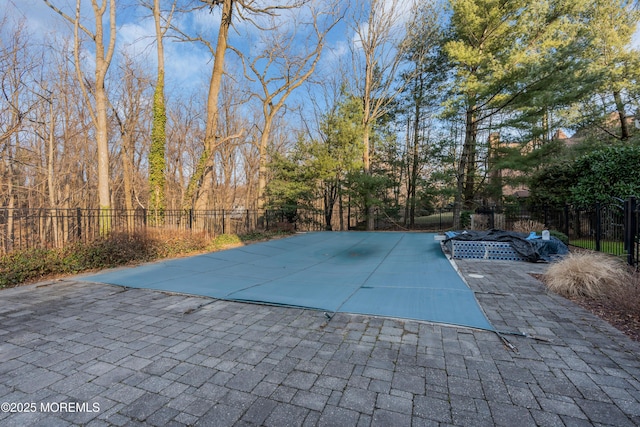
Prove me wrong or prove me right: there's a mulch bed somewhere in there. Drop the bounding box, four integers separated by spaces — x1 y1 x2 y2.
531 273 640 343
567 297 640 343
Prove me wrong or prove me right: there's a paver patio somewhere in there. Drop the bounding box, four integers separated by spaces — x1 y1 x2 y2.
1 246 639 426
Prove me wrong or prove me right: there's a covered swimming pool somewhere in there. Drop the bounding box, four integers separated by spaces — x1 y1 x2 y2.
82 232 494 330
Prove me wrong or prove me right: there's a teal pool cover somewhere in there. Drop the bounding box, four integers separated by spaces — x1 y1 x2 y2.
82 232 494 331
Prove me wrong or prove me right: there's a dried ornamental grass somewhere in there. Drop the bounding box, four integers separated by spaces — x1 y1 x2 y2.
543 252 630 299
511 219 546 233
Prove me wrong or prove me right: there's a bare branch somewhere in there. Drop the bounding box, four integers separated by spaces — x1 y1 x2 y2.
42 0 92 38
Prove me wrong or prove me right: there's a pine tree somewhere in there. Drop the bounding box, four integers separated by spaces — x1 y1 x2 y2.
444 0 588 226
571 0 640 140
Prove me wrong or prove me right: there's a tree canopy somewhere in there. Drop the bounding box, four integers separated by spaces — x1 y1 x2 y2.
2 0 640 232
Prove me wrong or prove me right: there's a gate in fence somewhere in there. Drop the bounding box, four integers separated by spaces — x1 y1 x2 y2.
624 197 639 269
481 197 639 268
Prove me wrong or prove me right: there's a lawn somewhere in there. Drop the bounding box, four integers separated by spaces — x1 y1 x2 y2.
413 211 454 226
569 238 627 257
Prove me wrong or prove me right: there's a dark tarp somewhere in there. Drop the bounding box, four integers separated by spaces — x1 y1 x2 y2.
443 229 569 262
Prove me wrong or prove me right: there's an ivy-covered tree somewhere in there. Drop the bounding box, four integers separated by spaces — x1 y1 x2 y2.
148 0 173 222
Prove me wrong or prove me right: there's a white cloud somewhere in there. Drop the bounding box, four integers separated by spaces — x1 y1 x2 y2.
118 19 156 61
350 0 416 50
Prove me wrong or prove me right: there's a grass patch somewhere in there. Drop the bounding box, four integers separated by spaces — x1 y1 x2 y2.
413 212 454 226
569 239 626 255
238 229 293 243
0 229 294 289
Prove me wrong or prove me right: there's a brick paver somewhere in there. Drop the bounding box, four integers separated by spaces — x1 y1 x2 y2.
1 258 639 426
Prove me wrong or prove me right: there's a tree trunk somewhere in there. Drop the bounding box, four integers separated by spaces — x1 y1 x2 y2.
92 0 116 234
121 132 135 229
47 99 60 247
362 123 375 231
185 0 234 211
150 0 168 221
323 181 338 230
462 106 478 208
256 116 272 212
454 105 477 228
613 90 629 140
409 80 423 226
95 76 111 234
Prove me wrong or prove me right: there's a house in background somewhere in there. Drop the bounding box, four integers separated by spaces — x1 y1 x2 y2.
489 113 636 205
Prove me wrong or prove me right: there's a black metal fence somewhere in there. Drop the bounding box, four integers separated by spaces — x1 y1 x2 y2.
0 208 333 253
2 200 638 268
625 197 639 269
476 197 639 267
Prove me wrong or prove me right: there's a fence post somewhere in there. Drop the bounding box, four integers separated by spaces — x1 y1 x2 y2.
487 206 494 229
76 208 82 240
563 205 570 239
189 209 193 230
595 203 601 252
627 197 637 266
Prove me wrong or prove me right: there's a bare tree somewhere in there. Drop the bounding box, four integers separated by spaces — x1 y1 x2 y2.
212 77 250 210
233 0 342 212
0 18 41 250
350 0 413 230
110 53 152 223
44 0 117 233
175 0 309 211
165 93 205 210
50 37 95 210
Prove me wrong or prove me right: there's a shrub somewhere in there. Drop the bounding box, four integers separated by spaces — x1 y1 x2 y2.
209 234 243 250
0 229 295 289
74 232 158 269
239 230 293 242
145 229 210 258
460 210 473 229
549 230 569 245
543 252 629 299
0 248 62 287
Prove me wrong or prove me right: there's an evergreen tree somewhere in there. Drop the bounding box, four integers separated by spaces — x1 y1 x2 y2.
569 0 640 141
444 0 588 226
310 93 364 230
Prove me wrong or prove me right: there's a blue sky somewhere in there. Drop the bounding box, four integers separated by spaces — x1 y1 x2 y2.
5 0 640 138
4 0 419 103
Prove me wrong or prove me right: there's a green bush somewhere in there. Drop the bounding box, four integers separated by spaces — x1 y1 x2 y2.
239 230 292 242
0 248 62 287
549 230 569 245
460 210 473 229
531 142 640 207
75 232 158 268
